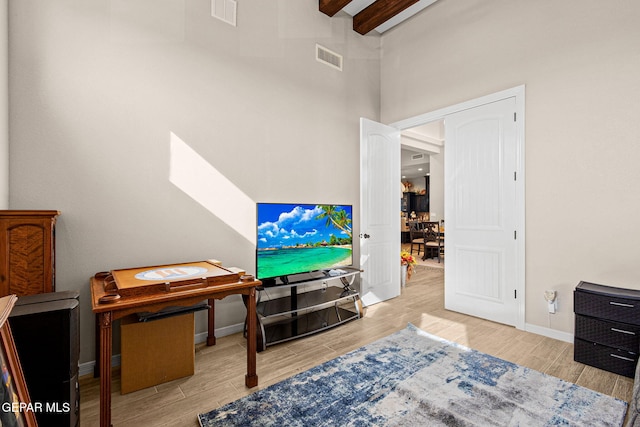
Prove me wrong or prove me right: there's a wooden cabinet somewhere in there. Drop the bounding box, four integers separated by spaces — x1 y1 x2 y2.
0 211 60 297
401 193 410 212
413 194 429 212
402 177 430 214
574 281 640 377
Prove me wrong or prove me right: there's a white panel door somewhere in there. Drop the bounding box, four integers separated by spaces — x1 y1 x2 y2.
360 118 401 306
444 98 519 326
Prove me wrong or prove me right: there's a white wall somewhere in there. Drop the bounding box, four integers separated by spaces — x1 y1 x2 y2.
8 0 380 364
428 153 443 223
0 0 7 208
381 0 640 334
12 0 637 364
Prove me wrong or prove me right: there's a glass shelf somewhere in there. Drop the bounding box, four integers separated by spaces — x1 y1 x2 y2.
259 266 361 290
258 287 357 318
261 306 359 348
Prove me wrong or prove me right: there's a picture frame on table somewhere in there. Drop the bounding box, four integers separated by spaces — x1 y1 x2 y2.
0 295 37 427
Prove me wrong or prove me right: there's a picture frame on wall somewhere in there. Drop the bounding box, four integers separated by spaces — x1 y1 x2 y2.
0 295 37 427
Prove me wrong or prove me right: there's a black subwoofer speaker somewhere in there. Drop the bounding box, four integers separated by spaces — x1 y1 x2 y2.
9 290 80 427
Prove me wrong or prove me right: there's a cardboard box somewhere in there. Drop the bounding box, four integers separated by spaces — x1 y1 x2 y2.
120 312 195 394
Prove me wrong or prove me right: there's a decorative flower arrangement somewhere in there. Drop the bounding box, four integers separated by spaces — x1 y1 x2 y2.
401 250 417 281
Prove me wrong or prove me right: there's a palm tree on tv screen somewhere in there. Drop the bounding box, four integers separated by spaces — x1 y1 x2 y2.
316 205 352 239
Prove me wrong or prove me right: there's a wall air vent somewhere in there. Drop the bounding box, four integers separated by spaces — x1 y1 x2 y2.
411 153 425 161
211 0 237 27
316 44 343 71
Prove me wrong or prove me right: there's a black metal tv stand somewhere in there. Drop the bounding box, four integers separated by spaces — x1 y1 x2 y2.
253 267 362 351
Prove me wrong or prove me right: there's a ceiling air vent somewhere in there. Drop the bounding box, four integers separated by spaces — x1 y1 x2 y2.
411 153 425 161
316 44 343 71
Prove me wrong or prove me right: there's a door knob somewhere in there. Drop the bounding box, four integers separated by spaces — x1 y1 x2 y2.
360 233 370 239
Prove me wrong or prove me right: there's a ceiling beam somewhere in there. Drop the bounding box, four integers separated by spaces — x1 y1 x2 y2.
319 0 353 17
353 0 419 35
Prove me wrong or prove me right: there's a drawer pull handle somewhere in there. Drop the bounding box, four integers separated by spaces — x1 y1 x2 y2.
610 301 634 308
610 354 635 362
611 328 636 335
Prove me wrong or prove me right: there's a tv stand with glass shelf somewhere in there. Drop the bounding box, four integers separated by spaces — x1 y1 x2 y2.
252 267 362 351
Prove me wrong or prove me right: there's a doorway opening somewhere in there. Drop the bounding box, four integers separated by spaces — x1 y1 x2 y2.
400 120 444 269
391 85 526 330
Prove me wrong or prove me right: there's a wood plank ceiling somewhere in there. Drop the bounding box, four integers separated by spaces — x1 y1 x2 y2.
319 0 438 35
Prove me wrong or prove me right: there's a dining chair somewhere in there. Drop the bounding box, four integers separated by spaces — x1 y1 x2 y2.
408 221 425 256
423 221 443 263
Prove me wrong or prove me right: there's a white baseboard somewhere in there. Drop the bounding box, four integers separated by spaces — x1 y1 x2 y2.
525 322 574 344
78 322 246 378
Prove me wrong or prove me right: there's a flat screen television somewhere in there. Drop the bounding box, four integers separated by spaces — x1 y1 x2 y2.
256 203 353 281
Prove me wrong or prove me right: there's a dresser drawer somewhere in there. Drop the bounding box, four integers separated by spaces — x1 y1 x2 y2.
574 338 638 378
574 282 640 325
575 314 640 353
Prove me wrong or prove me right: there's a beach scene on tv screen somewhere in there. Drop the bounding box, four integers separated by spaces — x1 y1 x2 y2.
257 204 353 279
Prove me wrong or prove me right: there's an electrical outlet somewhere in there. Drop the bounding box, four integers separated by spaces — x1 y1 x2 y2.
543 290 557 302
544 290 557 314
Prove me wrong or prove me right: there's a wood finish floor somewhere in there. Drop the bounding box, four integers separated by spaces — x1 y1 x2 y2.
79 266 633 426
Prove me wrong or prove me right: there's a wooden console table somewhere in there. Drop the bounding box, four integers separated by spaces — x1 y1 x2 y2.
90 260 260 427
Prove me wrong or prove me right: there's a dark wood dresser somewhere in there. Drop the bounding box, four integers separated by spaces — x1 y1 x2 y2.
574 281 640 377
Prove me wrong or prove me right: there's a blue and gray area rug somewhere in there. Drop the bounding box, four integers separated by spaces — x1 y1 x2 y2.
198 324 627 426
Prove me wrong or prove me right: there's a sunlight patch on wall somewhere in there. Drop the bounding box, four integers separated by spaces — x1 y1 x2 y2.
169 132 255 245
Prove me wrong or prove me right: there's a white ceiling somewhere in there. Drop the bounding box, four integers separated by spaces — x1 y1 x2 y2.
341 0 439 33
401 149 429 180
401 121 444 179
